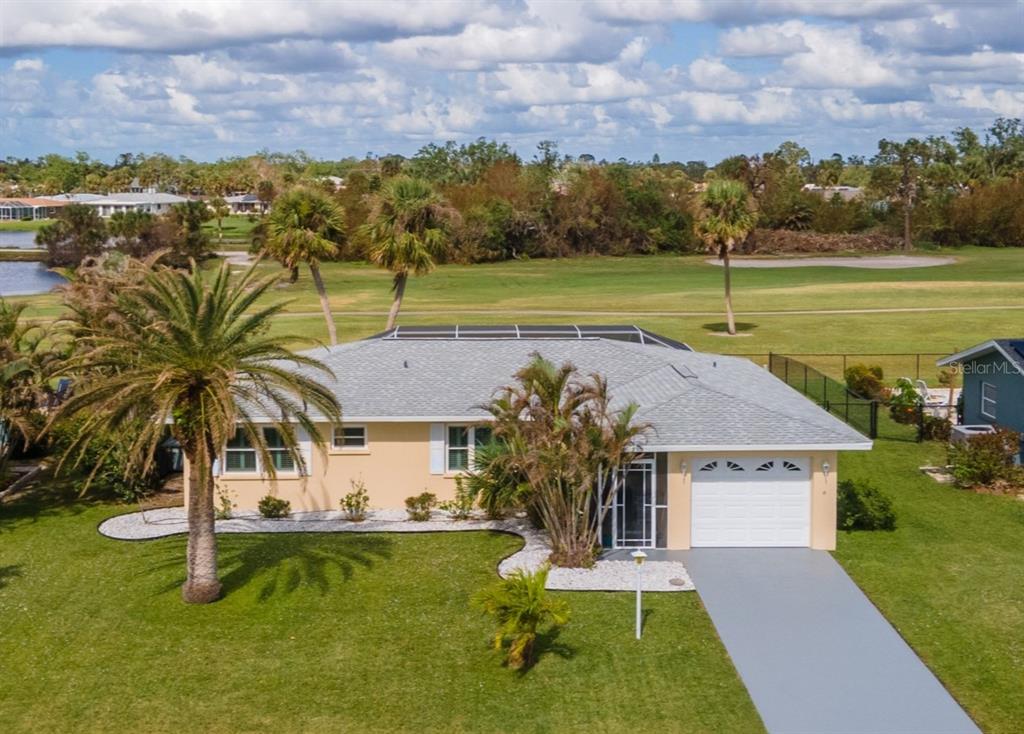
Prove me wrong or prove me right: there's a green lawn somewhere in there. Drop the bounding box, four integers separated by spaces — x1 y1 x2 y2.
12 246 1023 364
0 487 762 733
836 440 1024 734
203 214 259 243
0 220 48 231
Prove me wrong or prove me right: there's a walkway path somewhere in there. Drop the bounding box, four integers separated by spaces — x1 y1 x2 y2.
98 507 693 592
706 255 957 269
677 548 979 734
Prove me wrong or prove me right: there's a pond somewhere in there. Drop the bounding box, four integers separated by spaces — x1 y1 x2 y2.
0 262 66 296
0 230 41 249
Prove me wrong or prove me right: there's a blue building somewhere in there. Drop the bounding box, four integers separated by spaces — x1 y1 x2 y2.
939 339 1024 461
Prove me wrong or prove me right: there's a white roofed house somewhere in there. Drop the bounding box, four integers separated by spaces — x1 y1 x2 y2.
224 193 268 215
80 192 191 217
188 326 871 552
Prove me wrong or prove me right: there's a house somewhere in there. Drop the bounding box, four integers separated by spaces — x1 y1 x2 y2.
49 192 190 217
938 340 1024 461
0 197 69 220
801 184 863 202
194 326 872 551
224 193 268 215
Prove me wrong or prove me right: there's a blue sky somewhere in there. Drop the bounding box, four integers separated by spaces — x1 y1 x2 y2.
1 1 1021 163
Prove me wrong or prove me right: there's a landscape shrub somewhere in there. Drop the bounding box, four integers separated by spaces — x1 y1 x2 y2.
942 179 1024 248
257 495 291 519
340 478 370 521
48 416 162 502
404 491 437 521
215 486 235 520
844 363 885 400
439 477 475 520
920 415 952 442
888 378 922 424
837 479 897 531
947 429 1024 489
472 565 570 671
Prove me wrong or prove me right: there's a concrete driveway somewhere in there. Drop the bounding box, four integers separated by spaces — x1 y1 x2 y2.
677 549 979 734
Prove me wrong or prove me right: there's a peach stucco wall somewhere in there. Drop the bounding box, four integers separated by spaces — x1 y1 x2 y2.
190 426 840 550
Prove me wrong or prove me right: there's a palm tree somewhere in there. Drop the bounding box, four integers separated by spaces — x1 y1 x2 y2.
472 565 570 670
480 356 648 567
0 300 42 479
208 196 231 243
697 179 756 336
53 260 341 603
263 188 345 345
360 176 456 331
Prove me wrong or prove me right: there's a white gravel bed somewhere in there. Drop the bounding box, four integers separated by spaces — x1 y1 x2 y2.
99 507 693 592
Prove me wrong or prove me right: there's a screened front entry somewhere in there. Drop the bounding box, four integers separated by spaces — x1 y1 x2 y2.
604 457 667 549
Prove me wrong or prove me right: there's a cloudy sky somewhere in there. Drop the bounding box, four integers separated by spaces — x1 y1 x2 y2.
1 1 1022 163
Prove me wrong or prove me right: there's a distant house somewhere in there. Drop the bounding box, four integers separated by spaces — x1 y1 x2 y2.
317 175 345 190
938 340 1024 461
49 192 191 218
0 197 69 220
224 194 268 215
802 184 863 202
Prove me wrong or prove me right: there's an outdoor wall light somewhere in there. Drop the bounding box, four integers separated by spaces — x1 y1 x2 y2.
822 460 831 479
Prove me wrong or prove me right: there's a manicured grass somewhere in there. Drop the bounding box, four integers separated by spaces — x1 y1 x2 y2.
0 220 48 231
13 246 1023 362
0 488 762 733
836 440 1024 734
203 214 259 242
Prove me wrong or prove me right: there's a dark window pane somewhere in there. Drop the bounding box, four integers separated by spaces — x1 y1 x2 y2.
226 431 252 449
474 427 492 447
448 426 469 448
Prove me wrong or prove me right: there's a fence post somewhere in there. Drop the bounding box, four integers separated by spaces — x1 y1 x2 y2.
870 402 878 438
784 357 789 385
916 354 921 381
843 354 847 376
803 364 808 394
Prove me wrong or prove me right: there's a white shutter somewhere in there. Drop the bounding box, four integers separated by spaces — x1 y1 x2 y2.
429 423 445 475
297 426 313 476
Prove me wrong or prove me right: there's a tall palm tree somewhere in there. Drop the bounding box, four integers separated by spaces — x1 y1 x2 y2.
360 176 456 331
53 261 341 603
697 179 756 336
208 196 231 244
264 188 345 345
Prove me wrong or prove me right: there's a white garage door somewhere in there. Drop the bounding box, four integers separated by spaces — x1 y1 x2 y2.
691 457 811 547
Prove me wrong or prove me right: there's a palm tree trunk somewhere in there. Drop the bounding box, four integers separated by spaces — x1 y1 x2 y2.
289 266 299 283
310 263 337 345
723 247 737 335
385 272 407 331
182 442 221 604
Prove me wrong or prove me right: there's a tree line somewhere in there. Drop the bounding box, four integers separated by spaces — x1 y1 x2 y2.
13 117 1024 272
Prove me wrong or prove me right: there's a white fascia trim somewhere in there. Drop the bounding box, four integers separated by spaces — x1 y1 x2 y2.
643 442 873 452
938 341 1023 374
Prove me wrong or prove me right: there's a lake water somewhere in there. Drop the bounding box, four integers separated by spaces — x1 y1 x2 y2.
0 262 66 296
0 230 40 248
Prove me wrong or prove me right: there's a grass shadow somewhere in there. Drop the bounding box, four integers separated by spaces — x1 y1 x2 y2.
642 607 655 635
150 532 395 601
521 626 576 674
0 474 101 534
701 321 758 333
0 564 23 589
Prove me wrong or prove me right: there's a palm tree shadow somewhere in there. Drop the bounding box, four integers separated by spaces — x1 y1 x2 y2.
150 533 394 601
642 607 655 635
0 564 23 590
521 626 575 674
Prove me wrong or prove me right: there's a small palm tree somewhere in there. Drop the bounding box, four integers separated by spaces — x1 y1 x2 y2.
264 188 345 345
472 565 570 670
360 176 456 331
0 300 42 478
208 196 231 243
698 179 756 336
53 260 341 603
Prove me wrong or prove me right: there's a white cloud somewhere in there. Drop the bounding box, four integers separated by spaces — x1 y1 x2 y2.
13 58 46 72
488 63 650 106
688 57 748 90
719 26 808 57
930 84 1024 117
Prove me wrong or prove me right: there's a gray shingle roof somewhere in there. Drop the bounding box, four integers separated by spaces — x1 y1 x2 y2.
938 339 1024 376
290 333 870 450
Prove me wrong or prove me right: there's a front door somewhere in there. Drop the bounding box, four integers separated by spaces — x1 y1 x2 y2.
612 459 656 548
